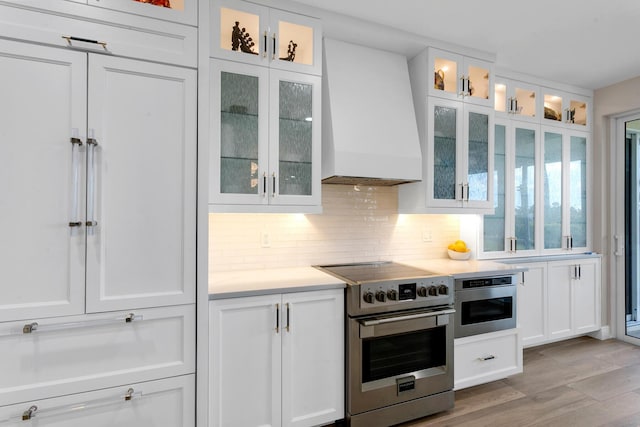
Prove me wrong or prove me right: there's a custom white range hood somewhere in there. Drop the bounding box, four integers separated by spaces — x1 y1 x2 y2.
321 38 422 186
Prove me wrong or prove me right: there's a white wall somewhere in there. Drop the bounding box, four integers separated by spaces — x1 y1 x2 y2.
593 75 640 334
209 184 460 272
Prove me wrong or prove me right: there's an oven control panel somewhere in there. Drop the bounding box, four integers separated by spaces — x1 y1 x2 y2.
359 276 454 309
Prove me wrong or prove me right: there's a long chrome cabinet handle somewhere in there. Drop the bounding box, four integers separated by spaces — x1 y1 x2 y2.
275 303 280 333
0 313 143 337
286 303 290 332
272 33 277 61
69 132 83 228
7 388 141 422
271 173 277 198
86 133 99 228
62 35 107 50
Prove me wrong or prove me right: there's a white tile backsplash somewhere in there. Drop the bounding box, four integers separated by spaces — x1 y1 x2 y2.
209 185 460 271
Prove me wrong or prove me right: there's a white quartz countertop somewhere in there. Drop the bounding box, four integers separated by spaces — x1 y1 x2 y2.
402 259 528 279
209 267 346 299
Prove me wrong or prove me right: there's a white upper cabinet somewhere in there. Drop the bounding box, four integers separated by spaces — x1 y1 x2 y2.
494 77 540 122
209 59 321 212
429 47 494 107
211 0 322 75
541 88 590 129
84 0 197 25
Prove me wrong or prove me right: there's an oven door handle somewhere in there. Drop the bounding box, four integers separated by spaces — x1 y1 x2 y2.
360 308 456 326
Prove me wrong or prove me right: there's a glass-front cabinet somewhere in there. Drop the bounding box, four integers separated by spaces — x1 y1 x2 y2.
541 88 590 129
427 98 494 211
212 0 322 75
494 77 539 122
542 128 589 252
481 119 539 258
428 47 494 108
209 59 321 210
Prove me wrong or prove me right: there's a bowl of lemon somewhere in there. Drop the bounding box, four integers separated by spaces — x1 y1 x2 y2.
447 240 471 260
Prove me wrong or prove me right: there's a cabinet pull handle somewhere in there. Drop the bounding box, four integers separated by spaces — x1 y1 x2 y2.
286 302 290 332
479 355 496 361
86 133 99 229
12 313 142 337
61 35 107 50
464 183 469 201
272 32 277 61
570 236 573 250
275 303 280 333
69 132 83 228
521 271 525 284
263 31 268 58
262 172 267 197
10 388 141 422
272 173 277 198
578 265 582 280
514 99 519 114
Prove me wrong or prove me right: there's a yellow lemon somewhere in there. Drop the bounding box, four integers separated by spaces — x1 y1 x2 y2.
453 241 467 252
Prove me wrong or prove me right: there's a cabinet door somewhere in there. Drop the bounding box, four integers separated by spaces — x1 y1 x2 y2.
0 39 86 322
568 133 589 250
518 263 547 347
463 104 493 209
211 0 270 65
541 88 590 129
463 56 493 107
495 78 539 121
513 123 539 253
547 263 573 340
281 289 344 427
0 375 195 427
269 70 321 206
209 295 282 427
85 55 196 312
542 129 565 252
268 9 322 75
209 59 270 206
573 260 600 334
87 0 197 26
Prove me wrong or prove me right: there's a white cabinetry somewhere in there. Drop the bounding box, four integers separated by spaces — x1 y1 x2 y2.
400 48 494 214
209 59 321 212
211 0 322 75
454 328 522 390
209 289 344 427
494 77 539 122
541 87 590 129
516 257 601 347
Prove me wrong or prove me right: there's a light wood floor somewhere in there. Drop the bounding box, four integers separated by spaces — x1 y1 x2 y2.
399 336 640 427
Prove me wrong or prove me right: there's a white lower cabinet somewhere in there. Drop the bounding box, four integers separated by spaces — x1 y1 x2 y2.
517 257 601 347
209 289 344 427
0 375 195 426
454 328 522 390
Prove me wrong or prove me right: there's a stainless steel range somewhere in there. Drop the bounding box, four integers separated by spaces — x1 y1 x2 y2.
315 262 455 427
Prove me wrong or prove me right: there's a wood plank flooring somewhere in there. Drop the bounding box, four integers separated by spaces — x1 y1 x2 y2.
399 336 640 426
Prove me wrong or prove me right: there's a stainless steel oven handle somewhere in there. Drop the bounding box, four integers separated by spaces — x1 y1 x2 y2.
360 308 455 326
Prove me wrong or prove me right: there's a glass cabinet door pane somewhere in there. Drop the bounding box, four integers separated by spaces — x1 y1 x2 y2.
467 111 489 201
220 7 262 57
544 94 563 122
570 136 588 247
276 20 314 66
514 128 536 250
220 71 260 194
468 65 490 101
515 87 536 118
433 106 457 200
569 99 588 126
544 131 563 249
494 83 507 112
278 80 313 196
483 124 506 252
433 57 457 96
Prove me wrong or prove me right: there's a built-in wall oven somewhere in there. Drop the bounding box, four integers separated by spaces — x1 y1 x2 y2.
316 262 455 427
454 274 517 338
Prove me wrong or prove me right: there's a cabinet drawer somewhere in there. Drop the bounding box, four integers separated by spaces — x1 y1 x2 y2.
0 305 195 406
0 375 194 426
454 329 522 390
0 3 197 67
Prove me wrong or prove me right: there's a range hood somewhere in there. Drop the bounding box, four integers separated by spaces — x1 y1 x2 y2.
322 38 422 186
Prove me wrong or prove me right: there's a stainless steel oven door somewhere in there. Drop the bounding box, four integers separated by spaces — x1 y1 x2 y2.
454 285 516 338
347 308 454 416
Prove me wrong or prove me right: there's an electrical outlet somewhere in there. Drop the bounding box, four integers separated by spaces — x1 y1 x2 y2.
261 231 271 248
422 230 433 243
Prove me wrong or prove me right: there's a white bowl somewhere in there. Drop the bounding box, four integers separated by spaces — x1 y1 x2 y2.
448 249 471 260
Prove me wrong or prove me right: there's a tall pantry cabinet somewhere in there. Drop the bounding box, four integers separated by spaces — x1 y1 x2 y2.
0 2 196 425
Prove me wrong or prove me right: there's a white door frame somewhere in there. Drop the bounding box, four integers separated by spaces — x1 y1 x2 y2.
611 109 640 344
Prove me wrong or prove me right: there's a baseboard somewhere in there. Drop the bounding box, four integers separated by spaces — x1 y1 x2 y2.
589 325 612 340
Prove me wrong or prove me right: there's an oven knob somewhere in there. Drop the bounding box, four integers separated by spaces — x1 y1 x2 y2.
363 291 375 304
438 285 449 295
417 287 428 297
427 286 438 296
375 290 387 302
387 289 398 300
